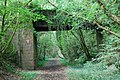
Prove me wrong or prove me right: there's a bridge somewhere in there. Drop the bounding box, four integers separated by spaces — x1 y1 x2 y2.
13 10 102 70
13 10 73 70
33 10 72 31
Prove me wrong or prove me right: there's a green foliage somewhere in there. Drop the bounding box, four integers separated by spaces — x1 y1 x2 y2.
97 31 120 68
56 31 83 61
59 59 81 66
18 71 37 80
37 31 58 60
56 29 97 62
0 0 47 73
1 62 16 73
0 0 120 79
36 60 48 67
66 62 120 80
83 30 97 56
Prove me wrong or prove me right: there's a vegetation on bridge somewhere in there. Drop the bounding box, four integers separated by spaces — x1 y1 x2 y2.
0 0 120 80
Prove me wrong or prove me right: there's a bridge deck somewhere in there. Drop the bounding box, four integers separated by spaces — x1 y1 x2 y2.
32 10 72 31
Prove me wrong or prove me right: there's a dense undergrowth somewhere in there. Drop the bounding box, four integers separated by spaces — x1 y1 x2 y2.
0 0 120 80
66 62 120 80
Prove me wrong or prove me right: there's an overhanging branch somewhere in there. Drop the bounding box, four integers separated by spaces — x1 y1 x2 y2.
94 21 120 38
96 0 120 25
48 0 58 9
24 0 32 7
1 0 7 32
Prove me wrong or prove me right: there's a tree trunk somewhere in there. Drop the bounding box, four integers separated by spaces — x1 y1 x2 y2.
76 29 91 60
56 31 67 59
43 46 46 60
1 0 7 32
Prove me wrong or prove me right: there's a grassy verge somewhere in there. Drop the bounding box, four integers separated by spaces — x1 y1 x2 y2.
66 62 120 80
18 71 37 80
59 59 82 66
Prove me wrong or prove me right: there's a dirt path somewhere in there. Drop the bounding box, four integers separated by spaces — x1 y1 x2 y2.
34 58 68 80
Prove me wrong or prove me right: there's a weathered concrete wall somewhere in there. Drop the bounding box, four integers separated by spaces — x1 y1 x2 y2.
21 28 35 70
12 29 22 67
12 28 36 70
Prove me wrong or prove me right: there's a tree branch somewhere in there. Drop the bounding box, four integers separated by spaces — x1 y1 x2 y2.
0 14 19 54
94 21 120 38
24 0 33 7
96 0 120 25
48 0 69 14
71 30 79 40
1 28 17 54
1 0 7 32
48 0 58 9
0 0 31 54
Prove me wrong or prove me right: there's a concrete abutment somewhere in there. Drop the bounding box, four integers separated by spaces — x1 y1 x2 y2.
13 28 37 70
